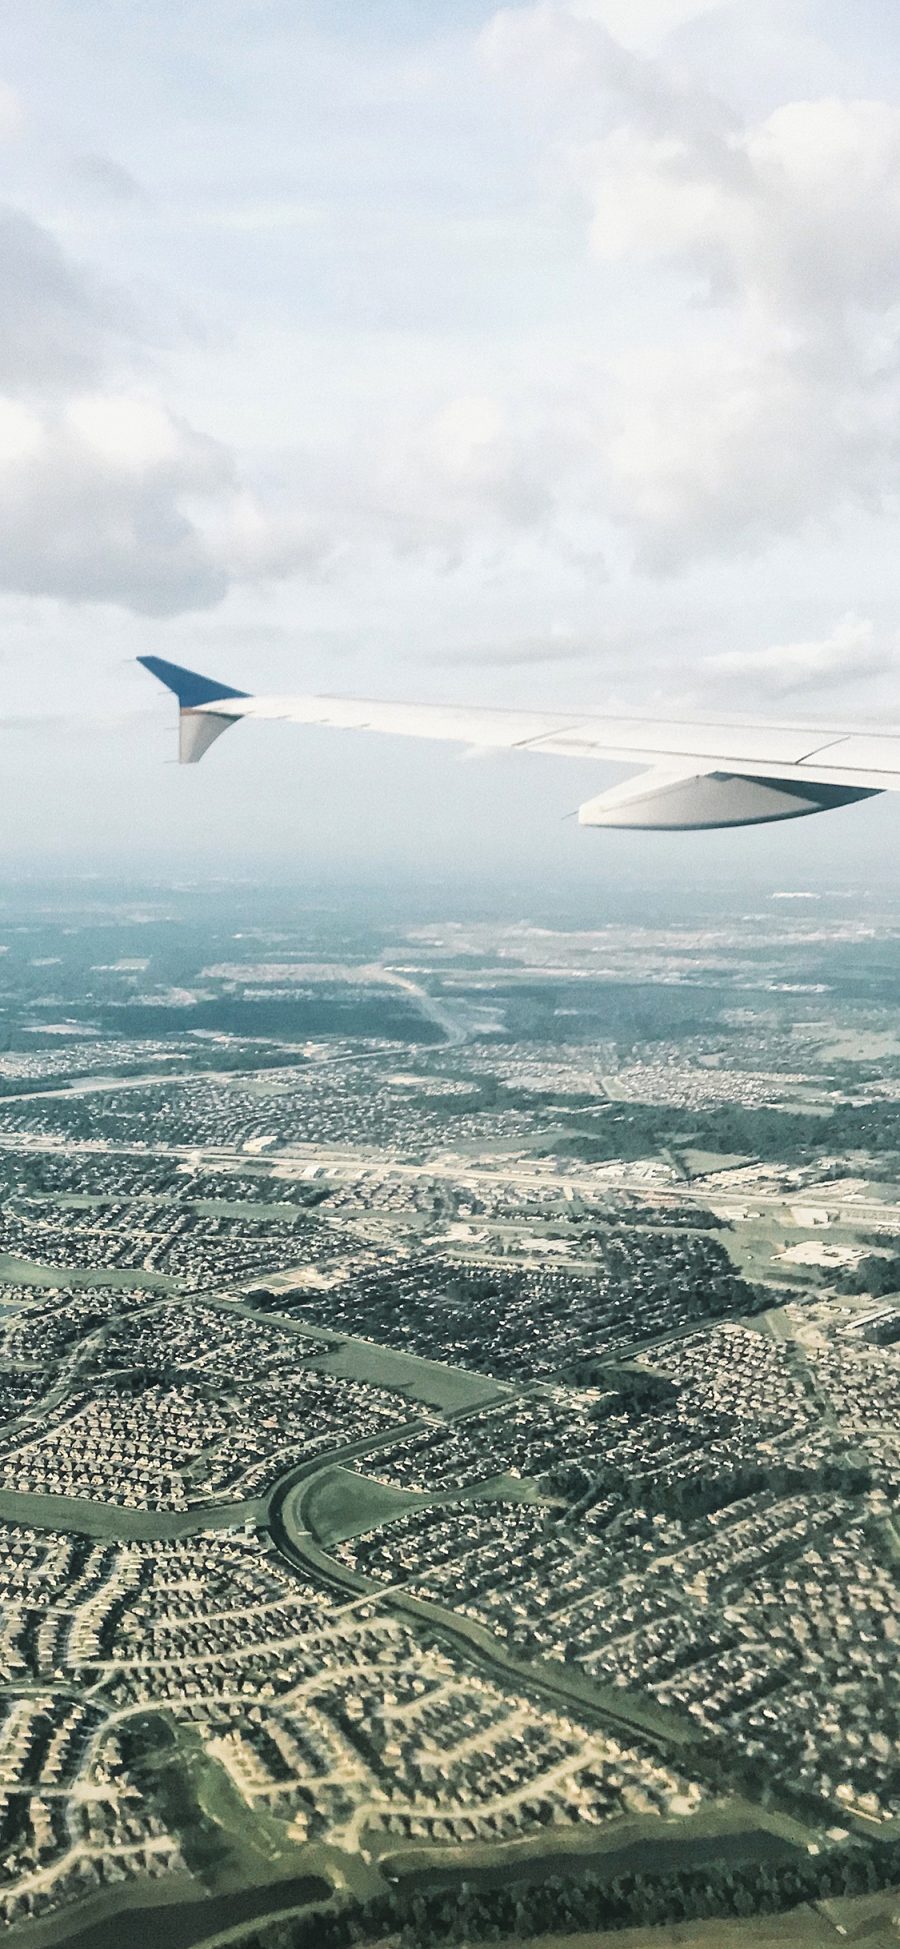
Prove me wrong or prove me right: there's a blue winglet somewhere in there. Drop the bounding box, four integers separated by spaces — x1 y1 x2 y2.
138 655 249 710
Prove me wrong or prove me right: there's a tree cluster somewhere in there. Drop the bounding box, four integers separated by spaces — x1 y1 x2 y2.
232 1833 900 1949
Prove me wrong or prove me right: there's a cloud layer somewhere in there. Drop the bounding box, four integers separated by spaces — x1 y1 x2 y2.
704 615 888 694
481 4 900 585
0 192 322 614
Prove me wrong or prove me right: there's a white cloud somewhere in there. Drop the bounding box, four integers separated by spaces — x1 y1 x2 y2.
421 393 561 532
0 388 341 615
705 615 888 694
437 630 597 667
66 395 186 471
0 198 328 614
581 97 900 317
480 2 625 92
572 0 726 54
600 331 885 568
585 94 900 563
0 83 21 140
482 2 900 572
484 2 900 326
331 386 586 567
192 197 324 234
0 162 594 609
0 399 43 468
0 204 131 393
0 397 232 614
431 396 507 482
479 2 726 134
202 492 334 584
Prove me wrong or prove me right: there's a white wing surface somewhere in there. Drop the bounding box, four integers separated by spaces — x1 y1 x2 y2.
138 655 900 832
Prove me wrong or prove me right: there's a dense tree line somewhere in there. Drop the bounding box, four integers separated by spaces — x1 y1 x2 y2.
571 1362 680 1407
232 1834 900 1949
582 1455 871 1526
836 1252 900 1297
550 1096 900 1172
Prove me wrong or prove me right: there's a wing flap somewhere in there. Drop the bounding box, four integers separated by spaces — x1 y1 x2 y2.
578 768 880 831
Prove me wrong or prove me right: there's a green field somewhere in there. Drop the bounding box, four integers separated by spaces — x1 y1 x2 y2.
680 1151 755 1179
303 1465 430 1544
0 1488 264 1540
0 1254 174 1291
295 1324 508 1412
303 1463 542 1547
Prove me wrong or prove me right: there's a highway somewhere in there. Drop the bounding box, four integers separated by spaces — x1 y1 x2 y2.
0 1120 891 1232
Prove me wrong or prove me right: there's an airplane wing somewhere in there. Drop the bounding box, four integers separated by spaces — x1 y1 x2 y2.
137 654 900 832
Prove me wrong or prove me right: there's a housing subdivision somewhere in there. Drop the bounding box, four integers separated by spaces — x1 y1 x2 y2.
0 887 898 1946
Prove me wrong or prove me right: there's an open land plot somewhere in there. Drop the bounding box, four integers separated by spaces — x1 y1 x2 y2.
303 1462 543 1547
303 1465 431 1545
714 1214 799 1285
290 1322 510 1413
679 1151 757 1178
496 1890 900 1948
173 1722 299 1882
723 1210 882 1289
817 1028 900 1061
0 1488 264 1537
0 1254 175 1290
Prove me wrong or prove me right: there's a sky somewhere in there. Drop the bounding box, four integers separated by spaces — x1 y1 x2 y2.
0 0 899 887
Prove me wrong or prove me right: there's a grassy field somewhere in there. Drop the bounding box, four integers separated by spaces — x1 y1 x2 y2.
177 1723 292 1883
680 1151 755 1178
0 1488 264 1540
304 1466 429 1545
304 1463 543 1547
296 1326 508 1413
718 1215 794 1283
0 1254 174 1291
40 1192 308 1223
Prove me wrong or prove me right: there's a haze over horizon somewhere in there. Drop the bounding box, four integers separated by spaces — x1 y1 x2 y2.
1 0 899 882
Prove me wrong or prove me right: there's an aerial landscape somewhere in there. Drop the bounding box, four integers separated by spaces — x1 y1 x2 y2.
0 875 896 1947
